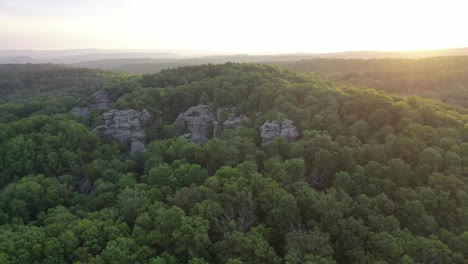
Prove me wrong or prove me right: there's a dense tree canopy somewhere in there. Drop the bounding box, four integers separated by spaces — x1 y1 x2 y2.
0 62 467 263
273 57 468 108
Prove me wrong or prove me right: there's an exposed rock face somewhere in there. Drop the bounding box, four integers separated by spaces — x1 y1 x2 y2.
90 90 112 110
213 121 222 138
260 121 280 144
280 119 300 140
130 141 146 157
175 105 216 145
93 109 151 157
260 119 299 144
175 105 250 144
70 90 112 118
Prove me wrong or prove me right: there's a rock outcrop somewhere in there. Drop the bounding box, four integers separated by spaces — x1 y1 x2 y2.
89 90 112 110
174 105 217 145
280 119 300 140
260 119 299 144
260 121 280 144
130 141 146 157
93 109 151 157
175 104 250 144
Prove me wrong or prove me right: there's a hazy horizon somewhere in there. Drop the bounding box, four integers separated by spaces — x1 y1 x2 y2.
2 0 468 54
2 46 468 54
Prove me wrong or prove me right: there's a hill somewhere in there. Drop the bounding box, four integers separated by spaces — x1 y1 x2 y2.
70 48 468 74
272 56 468 108
0 49 186 64
4 47 468 73
0 63 467 263
0 63 69 73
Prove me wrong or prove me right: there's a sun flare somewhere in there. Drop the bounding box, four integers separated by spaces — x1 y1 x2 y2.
1 0 467 53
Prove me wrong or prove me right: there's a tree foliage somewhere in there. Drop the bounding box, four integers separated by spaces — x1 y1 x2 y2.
0 62 467 263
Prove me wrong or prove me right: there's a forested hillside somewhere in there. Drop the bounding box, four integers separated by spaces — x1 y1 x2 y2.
0 63 468 263
273 57 468 108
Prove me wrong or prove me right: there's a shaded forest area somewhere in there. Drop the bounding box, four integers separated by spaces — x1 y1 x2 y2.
0 63 467 263
273 57 468 108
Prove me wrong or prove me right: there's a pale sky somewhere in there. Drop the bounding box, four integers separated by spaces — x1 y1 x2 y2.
1 0 468 53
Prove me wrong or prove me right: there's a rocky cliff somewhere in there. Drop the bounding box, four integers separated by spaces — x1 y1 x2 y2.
93 109 151 157
174 104 250 144
260 119 299 144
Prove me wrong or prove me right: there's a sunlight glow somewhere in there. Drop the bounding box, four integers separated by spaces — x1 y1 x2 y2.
1 0 467 53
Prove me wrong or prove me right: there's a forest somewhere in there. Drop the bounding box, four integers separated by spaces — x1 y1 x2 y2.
272 56 468 108
0 62 467 263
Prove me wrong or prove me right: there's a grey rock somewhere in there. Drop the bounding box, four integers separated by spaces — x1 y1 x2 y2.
90 90 112 110
131 130 146 141
280 119 300 142
111 109 143 130
174 104 217 144
103 109 118 126
175 105 251 144
141 109 152 123
94 108 152 155
260 119 299 144
130 140 146 157
260 121 280 144
213 121 222 138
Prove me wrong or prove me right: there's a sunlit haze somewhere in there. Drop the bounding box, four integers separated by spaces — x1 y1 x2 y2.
1 0 468 53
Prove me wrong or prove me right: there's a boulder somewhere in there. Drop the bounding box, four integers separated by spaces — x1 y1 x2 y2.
90 90 111 110
260 121 280 144
174 104 217 144
110 109 144 130
213 121 222 138
174 105 251 144
280 119 300 142
260 119 299 144
103 109 118 126
93 108 152 157
130 140 146 157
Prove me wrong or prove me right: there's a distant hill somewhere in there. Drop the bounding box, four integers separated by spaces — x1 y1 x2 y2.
0 49 188 64
71 58 181 70
70 47 468 74
270 56 468 107
0 63 69 73
0 64 126 103
4 47 468 73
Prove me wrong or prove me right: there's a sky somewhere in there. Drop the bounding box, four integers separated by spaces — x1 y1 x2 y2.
1 0 468 53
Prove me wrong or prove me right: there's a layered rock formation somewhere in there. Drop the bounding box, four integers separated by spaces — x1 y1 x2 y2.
93 109 151 157
260 121 280 144
175 104 250 144
89 90 112 110
174 105 216 145
279 119 300 140
260 119 299 144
